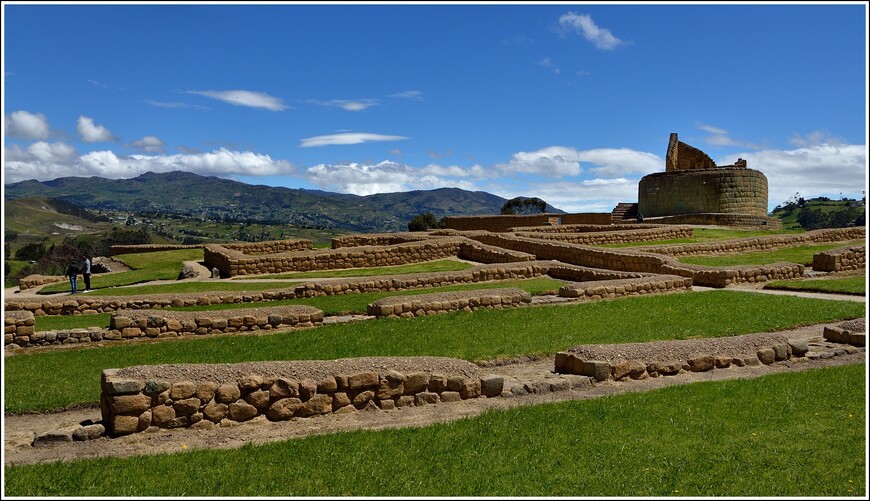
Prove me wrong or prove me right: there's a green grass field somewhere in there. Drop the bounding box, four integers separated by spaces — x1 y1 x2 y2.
9 290 864 414
678 241 864 267
602 228 804 248
3 363 864 497
235 259 475 279
38 249 205 294
764 275 866 295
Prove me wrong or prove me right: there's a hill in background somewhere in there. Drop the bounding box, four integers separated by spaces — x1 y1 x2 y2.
4 171 563 234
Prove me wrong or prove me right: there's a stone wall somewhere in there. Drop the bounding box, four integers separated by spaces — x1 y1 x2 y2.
204 239 465 277
812 245 866 272
224 239 313 254
367 288 532 318
508 224 643 234
457 240 536 263
100 358 504 436
659 262 805 288
441 213 611 232
515 226 693 246
666 132 717 171
823 326 866 347
558 275 692 300
4 310 35 346
638 168 769 218
18 274 67 290
642 227 865 257
555 332 809 381
3 262 555 318
641 213 783 229
331 233 427 248
106 305 323 340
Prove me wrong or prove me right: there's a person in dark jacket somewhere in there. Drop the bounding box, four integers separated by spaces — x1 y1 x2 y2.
66 261 80 294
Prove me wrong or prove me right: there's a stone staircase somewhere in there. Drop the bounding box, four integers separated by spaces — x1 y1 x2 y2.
610 202 639 223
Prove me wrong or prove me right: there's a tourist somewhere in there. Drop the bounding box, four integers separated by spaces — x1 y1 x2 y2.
82 255 92 292
66 260 80 294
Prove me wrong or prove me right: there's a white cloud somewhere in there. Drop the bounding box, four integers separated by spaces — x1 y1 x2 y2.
788 130 846 147
390 90 424 100
77 116 116 142
558 12 625 50
4 110 50 139
3 147 294 184
718 144 867 206
304 161 478 195
145 99 209 110
696 123 764 149
495 146 661 178
310 99 378 111
486 177 639 213
538 57 560 74
186 90 287 111
129 135 166 153
299 132 409 148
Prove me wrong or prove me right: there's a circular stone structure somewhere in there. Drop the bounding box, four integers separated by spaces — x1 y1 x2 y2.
637 167 769 218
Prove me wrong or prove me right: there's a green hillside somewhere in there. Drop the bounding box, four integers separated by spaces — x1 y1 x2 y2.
4 171 532 233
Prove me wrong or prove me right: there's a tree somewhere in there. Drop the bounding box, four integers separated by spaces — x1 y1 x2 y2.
408 212 440 232
500 197 548 215
14 240 48 262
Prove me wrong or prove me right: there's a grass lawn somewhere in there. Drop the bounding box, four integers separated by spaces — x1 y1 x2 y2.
33 277 567 331
678 241 864 267
81 281 301 296
235 259 475 279
764 275 867 295
37 249 205 294
602 228 804 248
3 363 864 497
8 290 864 413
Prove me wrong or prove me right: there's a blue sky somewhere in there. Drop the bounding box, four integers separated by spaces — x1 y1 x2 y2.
3 1 868 213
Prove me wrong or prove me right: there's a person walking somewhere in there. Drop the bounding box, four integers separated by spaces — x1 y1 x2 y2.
65 260 80 294
82 256 92 292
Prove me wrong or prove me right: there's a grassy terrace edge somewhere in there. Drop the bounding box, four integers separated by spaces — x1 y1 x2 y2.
5 290 864 414
3 363 865 497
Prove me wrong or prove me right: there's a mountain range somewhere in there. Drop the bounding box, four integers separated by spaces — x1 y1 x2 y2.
4 171 564 233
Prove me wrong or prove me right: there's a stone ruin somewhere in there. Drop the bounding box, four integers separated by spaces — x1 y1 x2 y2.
634 133 780 228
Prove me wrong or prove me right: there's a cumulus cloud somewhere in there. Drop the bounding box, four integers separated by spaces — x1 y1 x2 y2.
129 135 166 153
718 144 867 206
3 147 294 184
186 90 287 111
493 177 640 213
77 116 116 142
495 146 660 178
309 99 378 111
299 132 409 148
4 110 50 139
304 161 479 195
557 12 625 50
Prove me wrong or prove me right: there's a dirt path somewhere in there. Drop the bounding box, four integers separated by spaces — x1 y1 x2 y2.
4 320 864 467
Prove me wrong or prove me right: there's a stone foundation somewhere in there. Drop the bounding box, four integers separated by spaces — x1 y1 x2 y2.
555 333 810 381
558 275 692 299
367 288 532 318
823 326 866 347
18 274 67 290
105 305 324 340
638 167 769 218
99 357 503 436
4 310 35 346
812 245 865 272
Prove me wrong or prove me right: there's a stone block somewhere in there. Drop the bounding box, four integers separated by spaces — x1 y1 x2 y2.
756 348 776 365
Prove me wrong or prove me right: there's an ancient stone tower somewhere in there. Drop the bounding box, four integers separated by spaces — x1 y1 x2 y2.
637 133 779 227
